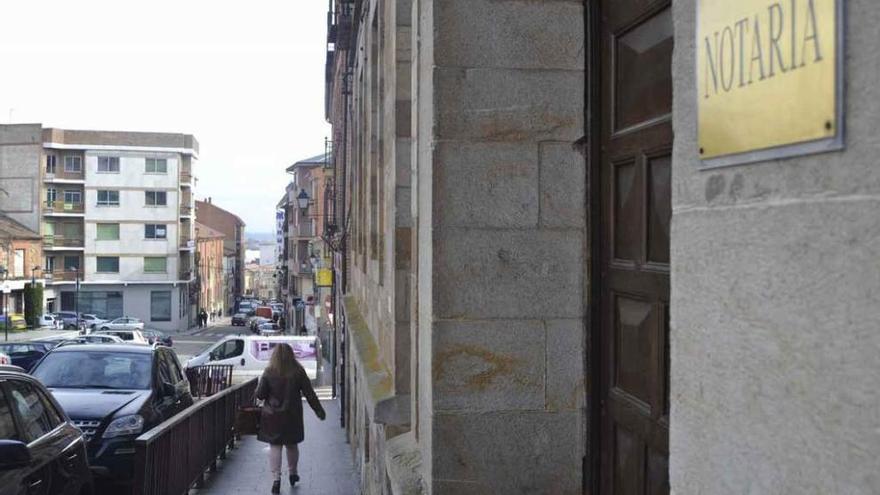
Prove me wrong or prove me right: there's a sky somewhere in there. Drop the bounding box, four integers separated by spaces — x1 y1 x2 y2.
0 0 331 233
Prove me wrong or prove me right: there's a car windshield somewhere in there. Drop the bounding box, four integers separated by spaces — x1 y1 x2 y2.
32 351 152 390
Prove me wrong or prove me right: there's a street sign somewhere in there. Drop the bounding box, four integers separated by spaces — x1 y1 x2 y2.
697 0 843 167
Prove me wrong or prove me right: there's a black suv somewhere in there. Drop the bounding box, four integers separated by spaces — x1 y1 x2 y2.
30 344 193 489
0 364 94 495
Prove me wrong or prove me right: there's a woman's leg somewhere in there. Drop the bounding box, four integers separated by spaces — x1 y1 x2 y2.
285 444 300 475
268 444 283 480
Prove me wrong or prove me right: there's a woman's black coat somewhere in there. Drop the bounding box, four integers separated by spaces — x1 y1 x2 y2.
255 366 325 445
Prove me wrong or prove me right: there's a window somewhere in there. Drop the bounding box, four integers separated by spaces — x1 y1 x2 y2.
145 191 167 206
46 188 57 205
45 256 55 272
46 155 57 174
0 387 19 441
63 156 82 173
63 189 82 205
96 223 120 240
213 339 244 361
97 156 120 173
150 291 172 322
64 291 122 318
96 256 119 273
63 256 80 271
30 351 151 390
144 257 167 273
145 158 168 174
97 190 119 206
6 381 59 441
13 249 24 277
145 224 167 239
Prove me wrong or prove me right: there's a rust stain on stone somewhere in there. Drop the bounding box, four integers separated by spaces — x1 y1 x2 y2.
434 345 520 391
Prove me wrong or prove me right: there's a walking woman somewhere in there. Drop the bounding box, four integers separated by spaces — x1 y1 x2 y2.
255 343 326 493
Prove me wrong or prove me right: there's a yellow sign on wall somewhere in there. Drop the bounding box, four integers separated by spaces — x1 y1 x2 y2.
316 268 333 287
698 0 842 166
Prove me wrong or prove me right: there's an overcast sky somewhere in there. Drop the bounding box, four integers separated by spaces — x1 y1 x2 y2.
0 0 330 233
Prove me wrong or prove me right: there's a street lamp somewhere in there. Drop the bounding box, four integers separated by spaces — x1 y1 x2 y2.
296 189 310 209
30 266 40 329
68 266 81 332
1 266 8 342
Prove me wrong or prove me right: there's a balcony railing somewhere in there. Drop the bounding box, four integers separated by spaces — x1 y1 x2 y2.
43 235 84 248
180 171 193 184
45 201 84 213
289 223 317 239
180 205 194 216
44 170 84 181
47 270 79 282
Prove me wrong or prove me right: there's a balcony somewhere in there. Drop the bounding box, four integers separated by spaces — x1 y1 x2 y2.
43 235 84 249
180 205 194 216
288 222 317 240
180 170 194 186
44 201 84 215
46 270 79 283
180 233 194 249
44 170 84 182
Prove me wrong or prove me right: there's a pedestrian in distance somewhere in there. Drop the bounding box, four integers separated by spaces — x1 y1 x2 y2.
256 343 326 493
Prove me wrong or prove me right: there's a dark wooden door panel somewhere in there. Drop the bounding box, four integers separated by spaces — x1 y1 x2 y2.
598 0 672 494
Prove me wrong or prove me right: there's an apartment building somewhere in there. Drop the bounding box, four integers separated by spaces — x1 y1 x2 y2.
0 125 200 331
281 152 331 334
194 198 245 313
195 221 226 316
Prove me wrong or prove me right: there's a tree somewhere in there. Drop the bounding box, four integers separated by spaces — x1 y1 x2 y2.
24 283 43 329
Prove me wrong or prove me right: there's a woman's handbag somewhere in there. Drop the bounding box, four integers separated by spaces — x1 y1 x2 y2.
235 387 262 436
235 405 261 435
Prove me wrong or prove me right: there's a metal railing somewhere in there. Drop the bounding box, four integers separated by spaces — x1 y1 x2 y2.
43 235 84 248
44 201 84 213
180 204 194 216
47 270 79 282
180 171 193 184
185 365 234 398
133 377 258 495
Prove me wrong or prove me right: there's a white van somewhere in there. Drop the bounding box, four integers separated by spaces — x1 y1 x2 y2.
185 335 320 380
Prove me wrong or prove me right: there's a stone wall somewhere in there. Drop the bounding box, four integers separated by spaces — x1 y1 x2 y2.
419 1 586 493
671 1 880 493
0 124 43 233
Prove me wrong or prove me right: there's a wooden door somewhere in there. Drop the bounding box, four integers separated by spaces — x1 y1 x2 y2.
598 1 673 494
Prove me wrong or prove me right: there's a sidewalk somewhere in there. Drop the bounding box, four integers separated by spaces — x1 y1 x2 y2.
193 393 358 495
181 316 232 336
1 328 78 342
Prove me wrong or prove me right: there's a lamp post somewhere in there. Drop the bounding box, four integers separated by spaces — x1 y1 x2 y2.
69 266 81 332
1 266 8 342
30 265 40 329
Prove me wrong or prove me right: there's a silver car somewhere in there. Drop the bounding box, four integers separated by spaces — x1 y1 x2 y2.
98 317 144 331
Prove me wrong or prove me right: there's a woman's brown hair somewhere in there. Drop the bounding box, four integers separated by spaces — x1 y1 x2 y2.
264 343 304 378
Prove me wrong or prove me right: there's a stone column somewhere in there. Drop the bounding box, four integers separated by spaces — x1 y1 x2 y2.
416 1 587 492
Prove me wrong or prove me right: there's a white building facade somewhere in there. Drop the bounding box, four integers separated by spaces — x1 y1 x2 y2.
37 128 199 332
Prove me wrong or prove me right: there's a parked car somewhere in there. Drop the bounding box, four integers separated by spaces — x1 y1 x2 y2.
0 343 50 372
98 317 144 331
0 314 26 331
37 314 60 329
30 344 193 490
92 329 149 345
0 353 9 365
254 306 273 320
0 364 94 495
53 311 80 329
231 313 248 326
79 314 107 330
258 322 281 336
56 334 126 346
248 316 271 334
186 335 319 380
141 329 173 347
